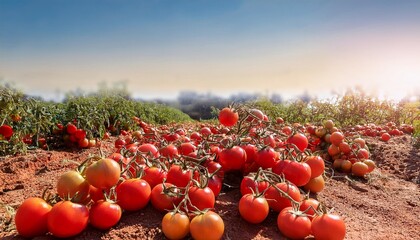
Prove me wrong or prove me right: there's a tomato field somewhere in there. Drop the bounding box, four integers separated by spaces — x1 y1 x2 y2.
0 85 419 239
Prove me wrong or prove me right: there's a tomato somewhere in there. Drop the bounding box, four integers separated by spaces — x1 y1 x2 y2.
15 197 51 238
265 182 301 212
315 127 327 138
190 132 202 142
381 132 391 141
0 125 13 138
207 174 223 197
276 117 284 124
142 166 167 189
287 133 308 152
89 185 105 202
255 147 277 169
89 200 122 230
178 142 196 156
241 144 258 163
328 144 341 156
116 179 151 211
240 175 269 196
299 198 320 220
160 144 178 158
138 143 160 158
353 137 366 148
190 211 224 240
74 129 86 140
66 123 77 135
312 213 346 240
78 138 89 148
357 148 369 159
330 131 344 146
277 207 311 239
303 175 325 193
56 170 90 203
47 201 89 238
166 165 192 188
85 158 121 190
282 126 292 135
351 162 369 177
151 183 180 212
280 161 312 187
218 146 247 172
239 194 269 224
341 159 352 172
324 119 335 129
339 142 351 154
363 159 376 173
305 155 325 178
188 186 215 211
162 212 190 240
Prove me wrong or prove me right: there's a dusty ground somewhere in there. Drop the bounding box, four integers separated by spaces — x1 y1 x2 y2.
0 135 419 240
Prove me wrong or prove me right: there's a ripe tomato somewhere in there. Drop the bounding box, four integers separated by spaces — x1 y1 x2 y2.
312 213 346 240
142 166 167 189
241 144 258 163
162 212 190 240
66 123 77 135
280 161 312 187
288 133 308 152
353 137 366 148
351 162 369 177
47 201 89 238
151 183 180 212
207 174 223 197
339 142 351 154
188 186 215 211
178 142 196 155
246 108 264 122
303 175 325 193
85 158 121 190
160 144 179 158
166 165 192 188
341 159 352 172
116 179 151 211
0 124 13 138
304 155 325 178
239 194 269 224
15 197 52 238
218 146 247 172
328 144 341 156
265 182 301 212
324 120 335 129
89 200 122 230
299 198 320 220
240 175 269 196
330 131 344 146
56 170 90 203
357 148 369 159
190 211 224 240
255 147 277 169
277 207 312 239
138 143 160 158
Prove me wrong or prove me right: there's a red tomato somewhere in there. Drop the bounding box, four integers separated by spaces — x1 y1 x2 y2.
47 201 89 238
265 182 301 212
303 175 325 193
218 146 247 172
277 207 312 239
246 109 264 122
150 183 180 212
85 158 121 190
357 148 369 159
288 133 308 152
89 200 122 230
0 124 13 138
188 186 215 211
66 123 77 135
305 155 325 178
240 175 269 196
219 107 239 127
142 166 167 189
116 179 151 211
207 174 223 197
190 211 224 240
166 165 192 188
351 162 369 177
15 197 52 238
255 147 277 169
162 212 190 240
312 213 346 240
279 161 312 187
363 159 376 173
239 194 269 224
241 144 258 163
339 142 351 154
299 198 320 220
330 131 344 146
138 143 160 158
159 144 178 158
178 142 197 155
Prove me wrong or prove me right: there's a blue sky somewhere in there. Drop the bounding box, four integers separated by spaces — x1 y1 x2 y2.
1 0 419 100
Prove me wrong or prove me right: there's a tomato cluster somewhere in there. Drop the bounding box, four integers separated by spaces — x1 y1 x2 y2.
13 105 415 239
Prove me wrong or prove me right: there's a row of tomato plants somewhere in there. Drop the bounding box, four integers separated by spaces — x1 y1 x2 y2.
12 106 415 239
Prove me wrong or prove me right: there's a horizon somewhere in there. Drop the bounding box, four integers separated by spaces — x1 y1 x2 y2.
1 0 420 101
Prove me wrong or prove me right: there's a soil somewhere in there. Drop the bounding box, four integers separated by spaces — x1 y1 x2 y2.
0 135 419 240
